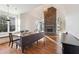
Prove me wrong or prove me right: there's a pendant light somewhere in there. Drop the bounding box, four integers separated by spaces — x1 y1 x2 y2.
6 4 10 21
6 4 10 32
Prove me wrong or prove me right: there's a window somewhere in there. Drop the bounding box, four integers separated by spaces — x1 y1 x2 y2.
35 21 44 32
0 16 7 32
39 22 44 32
9 17 15 31
0 16 15 32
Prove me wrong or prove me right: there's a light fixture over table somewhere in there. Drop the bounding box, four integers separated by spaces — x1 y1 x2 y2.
6 4 10 21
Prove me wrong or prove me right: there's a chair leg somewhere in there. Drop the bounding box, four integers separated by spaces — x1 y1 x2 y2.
37 40 39 46
44 37 46 47
21 46 25 53
9 42 11 46
11 42 13 48
16 44 18 49
44 39 45 47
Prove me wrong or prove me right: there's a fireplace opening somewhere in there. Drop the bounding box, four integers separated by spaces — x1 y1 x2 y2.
47 29 53 32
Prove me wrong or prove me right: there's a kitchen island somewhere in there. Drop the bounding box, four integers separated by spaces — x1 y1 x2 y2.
61 33 79 54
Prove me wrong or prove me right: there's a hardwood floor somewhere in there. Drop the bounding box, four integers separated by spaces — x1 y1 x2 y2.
0 36 62 54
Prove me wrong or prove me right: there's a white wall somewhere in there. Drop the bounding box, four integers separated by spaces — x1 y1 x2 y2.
65 13 79 38
59 5 79 38
20 4 65 33
20 13 38 32
20 5 47 32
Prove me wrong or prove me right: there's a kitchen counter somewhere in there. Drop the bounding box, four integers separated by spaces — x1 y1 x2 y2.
61 33 79 54
61 33 79 46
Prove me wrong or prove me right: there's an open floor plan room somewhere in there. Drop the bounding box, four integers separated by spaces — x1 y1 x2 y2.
0 4 79 54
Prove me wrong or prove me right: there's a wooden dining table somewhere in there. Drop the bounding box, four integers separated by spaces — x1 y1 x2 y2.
12 32 44 53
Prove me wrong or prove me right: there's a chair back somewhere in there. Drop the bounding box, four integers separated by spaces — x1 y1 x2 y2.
9 33 13 42
20 31 24 33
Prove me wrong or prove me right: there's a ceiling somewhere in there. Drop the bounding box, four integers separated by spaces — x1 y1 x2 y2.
61 4 79 15
0 4 79 15
0 4 41 15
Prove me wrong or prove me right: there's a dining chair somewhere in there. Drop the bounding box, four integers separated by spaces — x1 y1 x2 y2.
8 33 21 48
20 31 24 33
